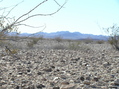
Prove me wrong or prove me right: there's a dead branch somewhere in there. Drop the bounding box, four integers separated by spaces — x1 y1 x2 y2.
5 0 24 17
16 1 66 24
15 0 48 23
5 46 12 54
1 0 67 34
54 0 62 6
15 23 45 28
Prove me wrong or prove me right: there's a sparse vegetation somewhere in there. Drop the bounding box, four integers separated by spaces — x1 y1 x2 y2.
54 36 63 43
83 38 93 44
0 0 67 55
108 36 119 50
68 41 81 50
0 36 117 89
4 46 19 56
27 37 42 48
103 24 119 50
66 39 72 43
96 40 105 44
53 44 66 49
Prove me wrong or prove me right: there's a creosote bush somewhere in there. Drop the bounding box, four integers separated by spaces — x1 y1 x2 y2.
4 46 19 56
96 40 105 44
68 41 81 50
108 36 119 50
53 44 66 49
83 38 93 44
27 37 43 48
103 24 119 50
54 36 63 43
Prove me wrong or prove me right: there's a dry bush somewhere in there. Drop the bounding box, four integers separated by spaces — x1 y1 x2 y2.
108 38 113 45
27 42 34 48
53 44 66 50
83 38 94 44
103 24 119 50
27 37 43 48
68 41 81 50
54 36 63 43
0 34 20 56
108 36 119 50
5 46 18 55
0 45 19 57
0 40 6 47
96 40 105 44
66 39 72 43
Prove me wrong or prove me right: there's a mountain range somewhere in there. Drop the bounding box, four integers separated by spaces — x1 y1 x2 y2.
9 31 108 40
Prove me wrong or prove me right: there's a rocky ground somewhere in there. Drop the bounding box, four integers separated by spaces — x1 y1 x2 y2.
0 38 119 89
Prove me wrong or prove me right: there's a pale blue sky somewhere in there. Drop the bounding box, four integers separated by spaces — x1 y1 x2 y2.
1 0 119 35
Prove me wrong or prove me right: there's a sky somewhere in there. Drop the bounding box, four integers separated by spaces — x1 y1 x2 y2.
1 0 119 35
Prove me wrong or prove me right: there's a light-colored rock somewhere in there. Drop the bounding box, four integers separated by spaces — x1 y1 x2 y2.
61 84 76 89
0 39 119 89
83 80 91 85
114 79 119 85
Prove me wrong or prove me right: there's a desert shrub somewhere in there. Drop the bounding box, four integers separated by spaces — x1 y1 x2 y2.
83 38 93 44
108 38 114 45
103 24 119 50
66 39 72 43
27 37 42 48
54 36 63 43
4 46 19 55
53 44 66 49
96 40 105 44
108 36 119 50
27 42 34 48
32 38 39 44
0 40 6 47
39 35 44 40
68 41 81 50
0 33 8 47
8 35 20 41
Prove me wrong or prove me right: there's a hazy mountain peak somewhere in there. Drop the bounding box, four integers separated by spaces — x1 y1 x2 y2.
9 31 108 40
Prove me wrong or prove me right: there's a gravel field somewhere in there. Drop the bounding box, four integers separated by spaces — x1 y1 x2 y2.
0 38 119 89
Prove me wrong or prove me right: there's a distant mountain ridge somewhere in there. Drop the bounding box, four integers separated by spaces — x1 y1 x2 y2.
9 31 108 40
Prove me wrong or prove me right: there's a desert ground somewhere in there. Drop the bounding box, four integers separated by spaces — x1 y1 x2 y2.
0 37 119 89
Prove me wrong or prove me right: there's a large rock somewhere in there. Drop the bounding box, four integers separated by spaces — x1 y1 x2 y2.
114 79 119 85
